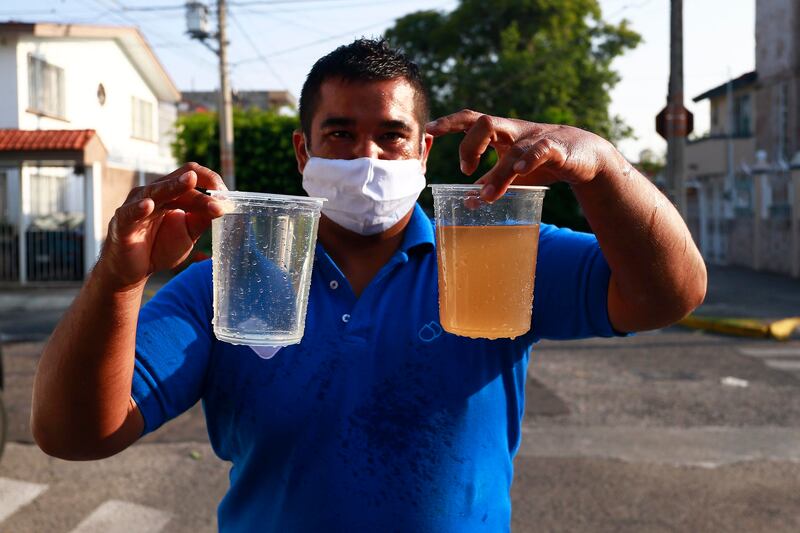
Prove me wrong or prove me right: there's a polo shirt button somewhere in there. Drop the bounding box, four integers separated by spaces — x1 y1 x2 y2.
342 313 350 323
329 280 339 290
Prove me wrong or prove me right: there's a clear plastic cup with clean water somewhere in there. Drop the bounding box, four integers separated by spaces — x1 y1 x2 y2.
210 190 325 347
430 184 547 340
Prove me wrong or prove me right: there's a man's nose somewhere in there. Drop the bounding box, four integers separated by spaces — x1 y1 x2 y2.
353 139 382 159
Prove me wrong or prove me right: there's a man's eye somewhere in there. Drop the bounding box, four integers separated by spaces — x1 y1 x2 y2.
329 131 353 139
381 132 405 141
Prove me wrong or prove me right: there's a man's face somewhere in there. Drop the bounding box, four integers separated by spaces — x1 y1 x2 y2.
293 77 432 171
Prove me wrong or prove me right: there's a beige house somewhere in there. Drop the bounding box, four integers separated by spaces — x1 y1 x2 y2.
0 22 180 283
685 0 800 278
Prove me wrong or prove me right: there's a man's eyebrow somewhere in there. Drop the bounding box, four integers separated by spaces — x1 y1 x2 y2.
380 120 412 131
320 117 356 128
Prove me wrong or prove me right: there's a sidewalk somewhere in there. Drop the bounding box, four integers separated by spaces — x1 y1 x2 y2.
679 264 800 340
698 264 800 320
0 273 172 342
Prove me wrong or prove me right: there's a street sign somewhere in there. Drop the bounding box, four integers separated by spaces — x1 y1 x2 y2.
656 105 694 139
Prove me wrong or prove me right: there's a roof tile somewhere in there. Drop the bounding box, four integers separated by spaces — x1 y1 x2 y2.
0 129 97 152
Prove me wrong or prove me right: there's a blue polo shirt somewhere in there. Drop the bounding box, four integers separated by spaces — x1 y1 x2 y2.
132 204 617 532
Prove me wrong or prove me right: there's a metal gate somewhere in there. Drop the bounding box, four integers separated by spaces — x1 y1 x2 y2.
0 170 17 282
0 167 85 283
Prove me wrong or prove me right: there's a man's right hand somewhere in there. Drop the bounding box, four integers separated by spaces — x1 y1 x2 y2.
99 162 227 289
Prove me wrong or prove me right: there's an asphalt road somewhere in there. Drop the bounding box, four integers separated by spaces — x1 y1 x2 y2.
3 329 800 532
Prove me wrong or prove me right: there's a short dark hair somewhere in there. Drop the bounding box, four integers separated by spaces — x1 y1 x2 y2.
298 38 430 145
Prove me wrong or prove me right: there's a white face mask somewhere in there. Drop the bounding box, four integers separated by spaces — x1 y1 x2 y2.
301 140 427 235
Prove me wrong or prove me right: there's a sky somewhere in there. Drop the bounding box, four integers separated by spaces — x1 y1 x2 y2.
0 0 756 161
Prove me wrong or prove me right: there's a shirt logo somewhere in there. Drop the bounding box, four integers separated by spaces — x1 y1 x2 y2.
418 321 443 342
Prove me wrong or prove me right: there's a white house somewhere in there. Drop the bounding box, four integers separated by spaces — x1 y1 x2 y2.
0 22 181 283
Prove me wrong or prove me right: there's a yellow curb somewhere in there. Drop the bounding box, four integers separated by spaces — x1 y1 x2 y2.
678 315 800 341
770 317 800 341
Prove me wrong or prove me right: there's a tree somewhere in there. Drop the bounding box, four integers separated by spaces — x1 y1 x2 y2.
173 108 303 196
636 148 665 179
385 0 641 230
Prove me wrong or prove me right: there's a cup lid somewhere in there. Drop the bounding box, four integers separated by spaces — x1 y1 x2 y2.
208 189 326 207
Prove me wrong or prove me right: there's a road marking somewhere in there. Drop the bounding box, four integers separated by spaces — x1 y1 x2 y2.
738 347 800 358
763 359 800 371
0 477 48 523
69 500 171 533
519 426 800 467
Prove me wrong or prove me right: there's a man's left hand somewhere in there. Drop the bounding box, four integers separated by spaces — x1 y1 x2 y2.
426 109 613 202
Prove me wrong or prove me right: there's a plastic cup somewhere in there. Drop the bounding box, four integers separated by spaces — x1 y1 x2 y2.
430 184 547 340
209 190 325 346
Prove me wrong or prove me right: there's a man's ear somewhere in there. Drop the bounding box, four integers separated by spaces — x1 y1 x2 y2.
420 133 434 174
293 130 309 173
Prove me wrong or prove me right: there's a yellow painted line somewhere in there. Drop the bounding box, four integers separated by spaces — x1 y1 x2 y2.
678 315 800 341
770 317 800 341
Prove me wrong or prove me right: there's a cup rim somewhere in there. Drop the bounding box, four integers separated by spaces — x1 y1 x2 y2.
208 189 326 207
428 184 548 192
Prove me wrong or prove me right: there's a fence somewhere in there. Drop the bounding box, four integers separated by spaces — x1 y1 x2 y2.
0 168 85 283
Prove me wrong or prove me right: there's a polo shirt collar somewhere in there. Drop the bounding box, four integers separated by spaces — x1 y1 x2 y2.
400 203 435 254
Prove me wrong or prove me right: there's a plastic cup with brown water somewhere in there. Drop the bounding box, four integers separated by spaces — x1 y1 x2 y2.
430 184 547 340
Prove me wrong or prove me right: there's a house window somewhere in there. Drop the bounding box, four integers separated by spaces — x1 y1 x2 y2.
0 171 7 222
28 54 66 118
131 97 155 141
733 173 752 213
768 172 791 217
777 82 789 160
733 94 751 137
29 172 83 216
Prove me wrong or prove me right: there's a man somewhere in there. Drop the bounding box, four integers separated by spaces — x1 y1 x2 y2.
32 39 706 531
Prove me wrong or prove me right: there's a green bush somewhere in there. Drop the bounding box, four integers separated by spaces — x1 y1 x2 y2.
173 108 303 195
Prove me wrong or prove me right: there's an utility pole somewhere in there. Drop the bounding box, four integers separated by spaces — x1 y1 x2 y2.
186 1 236 190
667 0 686 218
656 0 692 218
216 0 235 190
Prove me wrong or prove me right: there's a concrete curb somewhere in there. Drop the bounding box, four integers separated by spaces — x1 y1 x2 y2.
678 315 800 341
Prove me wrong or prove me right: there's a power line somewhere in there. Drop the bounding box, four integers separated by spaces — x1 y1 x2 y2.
607 0 655 19
254 9 337 38
229 0 391 6
232 14 400 65
228 9 289 90
235 0 422 16
106 0 389 11
0 9 78 16
80 0 217 67
230 0 453 65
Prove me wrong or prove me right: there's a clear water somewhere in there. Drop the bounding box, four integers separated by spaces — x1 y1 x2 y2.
212 207 320 346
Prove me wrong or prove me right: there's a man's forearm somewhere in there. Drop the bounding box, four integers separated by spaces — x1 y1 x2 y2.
571 143 707 332
31 259 146 459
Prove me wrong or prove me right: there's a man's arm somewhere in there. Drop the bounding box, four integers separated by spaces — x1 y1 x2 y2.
572 147 706 331
426 111 706 332
31 163 225 460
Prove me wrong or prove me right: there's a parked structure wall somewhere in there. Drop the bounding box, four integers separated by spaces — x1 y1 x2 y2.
755 0 799 161
728 217 753 267
100 167 161 239
0 35 18 127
